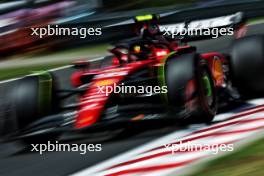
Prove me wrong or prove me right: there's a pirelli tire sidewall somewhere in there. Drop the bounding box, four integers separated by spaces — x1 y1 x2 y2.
230 35 264 97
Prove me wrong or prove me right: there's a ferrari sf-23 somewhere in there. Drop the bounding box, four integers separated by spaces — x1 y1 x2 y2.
1 13 264 144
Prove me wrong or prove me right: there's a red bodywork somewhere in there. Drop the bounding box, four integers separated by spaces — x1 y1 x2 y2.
71 46 226 129
75 60 154 128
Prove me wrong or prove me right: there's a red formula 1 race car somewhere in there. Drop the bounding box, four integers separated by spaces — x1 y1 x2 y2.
1 14 264 144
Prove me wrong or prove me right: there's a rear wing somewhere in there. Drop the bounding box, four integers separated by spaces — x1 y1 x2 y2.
160 12 246 40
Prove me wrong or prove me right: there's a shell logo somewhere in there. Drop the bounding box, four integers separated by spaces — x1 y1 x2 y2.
94 79 118 86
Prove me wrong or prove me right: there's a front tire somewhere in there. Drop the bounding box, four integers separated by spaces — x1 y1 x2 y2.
164 52 217 123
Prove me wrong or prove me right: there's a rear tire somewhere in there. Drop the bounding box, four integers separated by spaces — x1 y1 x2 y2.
230 35 264 97
4 72 60 144
11 73 59 129
164 52 217 123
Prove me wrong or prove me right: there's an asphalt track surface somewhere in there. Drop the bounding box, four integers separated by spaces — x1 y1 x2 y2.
0 23 263 176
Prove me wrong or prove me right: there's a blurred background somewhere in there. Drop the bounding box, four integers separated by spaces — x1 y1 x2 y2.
0 0 204 57
1 0 263 58
0 1 264 176
0 0 263 79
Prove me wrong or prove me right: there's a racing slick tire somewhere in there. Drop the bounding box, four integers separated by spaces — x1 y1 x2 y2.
11 72 59 128
4 72 60 144
230 35 264 97
163 52 217 123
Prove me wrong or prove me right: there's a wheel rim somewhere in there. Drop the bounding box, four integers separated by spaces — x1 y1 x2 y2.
201 71 214 107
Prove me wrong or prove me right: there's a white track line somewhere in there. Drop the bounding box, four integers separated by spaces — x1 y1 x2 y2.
72 130 193 176
72 101 264 176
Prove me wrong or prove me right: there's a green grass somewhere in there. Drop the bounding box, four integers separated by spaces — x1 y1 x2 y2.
9 44 108 61
248 17 264 25
0 63 70 80
0 44 108 81
189 137 264 176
